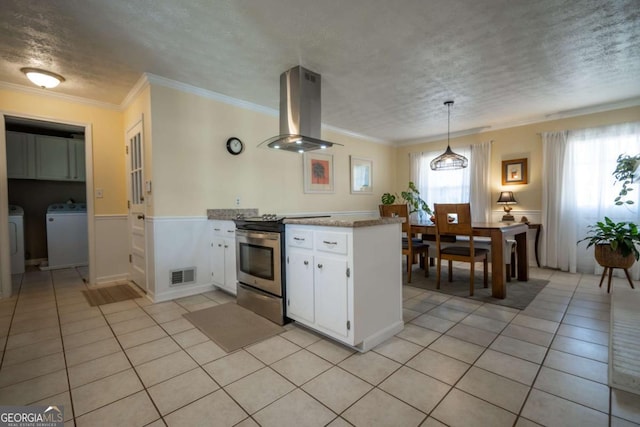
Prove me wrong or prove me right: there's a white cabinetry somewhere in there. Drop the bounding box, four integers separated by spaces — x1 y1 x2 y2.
35 135 85 181
6 131 35 179
285 223 403 351
210 220 237 295
6 132 85 182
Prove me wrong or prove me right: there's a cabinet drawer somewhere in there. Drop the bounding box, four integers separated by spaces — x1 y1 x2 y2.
212 220 236 237
287 229 313 249
315 231 348 255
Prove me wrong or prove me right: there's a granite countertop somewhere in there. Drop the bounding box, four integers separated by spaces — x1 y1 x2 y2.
283 216 403 228
207 208 258 220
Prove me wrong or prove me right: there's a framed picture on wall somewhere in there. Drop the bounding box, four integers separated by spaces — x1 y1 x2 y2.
303 152 334 193
350 156 373 194
502 158 528 185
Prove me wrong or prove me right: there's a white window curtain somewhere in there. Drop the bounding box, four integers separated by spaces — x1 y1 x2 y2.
542 122 640 280
413 146 496 221
469 141 492 222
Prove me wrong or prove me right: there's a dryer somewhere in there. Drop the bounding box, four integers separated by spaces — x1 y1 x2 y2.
46 203 88 269
8 205 25 274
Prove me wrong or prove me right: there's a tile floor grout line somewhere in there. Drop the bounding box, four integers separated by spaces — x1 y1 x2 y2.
51 269 79 423
513 273 614 424
0 272 24 370
69 270 165 425
130 290 258 424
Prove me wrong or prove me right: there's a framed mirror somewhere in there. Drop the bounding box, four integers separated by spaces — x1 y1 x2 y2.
350 156 373 194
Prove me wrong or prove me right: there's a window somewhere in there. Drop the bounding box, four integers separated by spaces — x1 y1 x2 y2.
416 147 471 209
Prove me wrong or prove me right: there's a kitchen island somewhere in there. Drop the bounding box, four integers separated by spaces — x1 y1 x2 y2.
283 216 404 352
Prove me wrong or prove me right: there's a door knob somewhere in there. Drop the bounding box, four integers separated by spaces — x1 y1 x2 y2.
137 214 145 220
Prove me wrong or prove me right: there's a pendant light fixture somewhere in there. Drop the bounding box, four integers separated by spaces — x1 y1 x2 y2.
20 68 65 89
430 100 468 170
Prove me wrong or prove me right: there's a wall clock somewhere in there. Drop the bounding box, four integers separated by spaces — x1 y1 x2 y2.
226 137 244 155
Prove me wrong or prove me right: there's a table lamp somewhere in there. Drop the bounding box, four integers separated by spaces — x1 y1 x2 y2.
497 191 517 221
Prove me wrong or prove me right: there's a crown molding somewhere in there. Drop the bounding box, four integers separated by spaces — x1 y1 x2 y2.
322 124 391 145
0 81 120 111
119 73 151 110
143 73 277 117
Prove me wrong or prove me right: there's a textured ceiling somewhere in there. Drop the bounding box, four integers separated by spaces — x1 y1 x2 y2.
1 0 639 143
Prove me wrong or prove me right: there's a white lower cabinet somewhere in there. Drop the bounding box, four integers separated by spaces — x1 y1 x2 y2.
285 223 403 351
210 220 237 295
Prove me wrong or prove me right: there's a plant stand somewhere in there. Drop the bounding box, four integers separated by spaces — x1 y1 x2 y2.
594 244 636 293
598 267 635 293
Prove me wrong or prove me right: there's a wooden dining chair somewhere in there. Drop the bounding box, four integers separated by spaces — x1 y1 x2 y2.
380 204 429 283
434 203 489 296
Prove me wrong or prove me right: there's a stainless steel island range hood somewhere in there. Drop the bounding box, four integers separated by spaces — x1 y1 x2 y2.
259 66 342 153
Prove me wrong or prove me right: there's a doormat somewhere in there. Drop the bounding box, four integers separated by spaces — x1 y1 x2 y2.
82 284 142 306
183 303 284 353
406 267 549 310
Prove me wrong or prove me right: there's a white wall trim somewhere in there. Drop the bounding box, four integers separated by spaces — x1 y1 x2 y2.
145 73 277 117
119 74 151 110
0 81 121 111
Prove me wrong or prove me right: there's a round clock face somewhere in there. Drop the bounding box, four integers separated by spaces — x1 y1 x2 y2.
226 137 244 155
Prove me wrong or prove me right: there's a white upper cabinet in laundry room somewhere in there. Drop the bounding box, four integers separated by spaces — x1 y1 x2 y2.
6 131 36 179
34 135 85 182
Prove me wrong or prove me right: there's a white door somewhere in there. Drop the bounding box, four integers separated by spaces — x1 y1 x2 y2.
127 120 146 291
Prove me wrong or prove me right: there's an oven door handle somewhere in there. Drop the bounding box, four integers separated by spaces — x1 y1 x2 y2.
236 230 280 241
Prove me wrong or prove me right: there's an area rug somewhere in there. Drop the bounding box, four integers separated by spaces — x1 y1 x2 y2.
406 267 549 310
610 287 640 395
82 284 142 306
183 303 284 353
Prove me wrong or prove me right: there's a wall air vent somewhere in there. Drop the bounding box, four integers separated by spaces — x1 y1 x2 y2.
170 267 196 286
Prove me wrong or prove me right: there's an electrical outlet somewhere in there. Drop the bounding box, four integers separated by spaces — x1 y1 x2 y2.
235 197 241 206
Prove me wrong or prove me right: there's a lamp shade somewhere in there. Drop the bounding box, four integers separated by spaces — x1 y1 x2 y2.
497 191 517 221
496 191 517 204
21 68 65 89
430 101 468 171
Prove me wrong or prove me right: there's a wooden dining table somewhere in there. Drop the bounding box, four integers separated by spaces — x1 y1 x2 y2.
411 221 529 299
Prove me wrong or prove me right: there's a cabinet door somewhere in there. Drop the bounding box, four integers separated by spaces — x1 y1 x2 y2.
6 132 35 179
314 256 349 338
211 238 226 287
70 139 86 181
35 136 70 180
286 251 315 324
223 238 237 295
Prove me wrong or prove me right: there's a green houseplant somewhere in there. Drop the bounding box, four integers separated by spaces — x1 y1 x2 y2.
381 181 433 216
579 153 640 267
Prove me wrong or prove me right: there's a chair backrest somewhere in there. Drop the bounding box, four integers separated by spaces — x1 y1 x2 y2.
379 204 410 235
434 203 473 237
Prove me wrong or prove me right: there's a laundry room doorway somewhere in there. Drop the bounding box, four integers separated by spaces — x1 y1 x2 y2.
0 113 95 298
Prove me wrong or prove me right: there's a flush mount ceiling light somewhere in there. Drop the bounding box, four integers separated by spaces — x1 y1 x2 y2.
20 68 65 89
430 100 469 171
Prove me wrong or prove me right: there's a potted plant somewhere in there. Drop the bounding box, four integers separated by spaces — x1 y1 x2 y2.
381 181 433 218
579 153 640 276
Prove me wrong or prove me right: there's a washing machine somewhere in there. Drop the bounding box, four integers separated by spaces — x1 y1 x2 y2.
46 203 88 269
8 205 25 274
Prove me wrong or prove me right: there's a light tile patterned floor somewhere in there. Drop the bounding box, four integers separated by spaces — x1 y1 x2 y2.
1 266 640 426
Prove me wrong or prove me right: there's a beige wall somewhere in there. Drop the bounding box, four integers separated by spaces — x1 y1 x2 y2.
148 84 396 216
395 106 640 211
0 88 126 215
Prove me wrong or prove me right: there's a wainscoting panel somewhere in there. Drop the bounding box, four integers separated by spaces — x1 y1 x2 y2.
94 215 129 284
